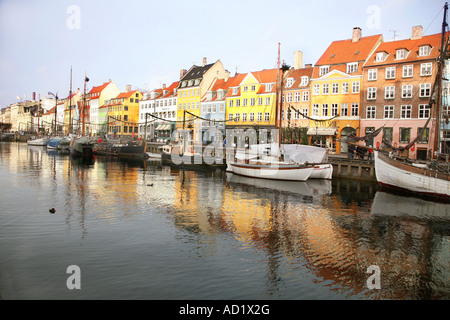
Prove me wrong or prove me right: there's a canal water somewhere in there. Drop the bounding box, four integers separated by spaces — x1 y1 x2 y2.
0 142 449 300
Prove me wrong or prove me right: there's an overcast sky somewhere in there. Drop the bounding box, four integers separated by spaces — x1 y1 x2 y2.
0 0 446 108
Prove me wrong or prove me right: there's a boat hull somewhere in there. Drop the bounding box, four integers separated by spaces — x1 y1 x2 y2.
228 162 313 181
374 151 450 200
27 138 49 146
309 163 333 179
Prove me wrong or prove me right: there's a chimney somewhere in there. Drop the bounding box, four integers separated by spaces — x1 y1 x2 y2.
162 83 166 89
125 84 132 92
202 57 207 66
293 51 303 69
411 25 423 40
180 69 187 79
225 70 230 81
352 27 362 42
305 63 312 68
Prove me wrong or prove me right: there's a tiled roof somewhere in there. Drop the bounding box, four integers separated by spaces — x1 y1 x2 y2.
364 32 446 67
89 81 111 94
179 64 214 86
285 67 314 88
115 90 139 99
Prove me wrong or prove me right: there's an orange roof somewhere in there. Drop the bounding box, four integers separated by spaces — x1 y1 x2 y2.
250 68 279 83
284 67 314 88
89 81 111 94
365 32 446 67
313 34 383 77
115 90 140 99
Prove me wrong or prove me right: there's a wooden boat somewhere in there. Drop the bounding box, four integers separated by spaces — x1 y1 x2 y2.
69 136 94 159
373 4 450 201
27 137 49 146
47 137 63 149
228 160 313 181
161 143 225 168
374 151 450 200
94 139 148 159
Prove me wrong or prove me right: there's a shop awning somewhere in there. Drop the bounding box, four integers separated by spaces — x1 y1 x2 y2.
307 127 337 136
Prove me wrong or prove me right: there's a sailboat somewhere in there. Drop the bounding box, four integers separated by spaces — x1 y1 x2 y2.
226 63 314 181
374 3 450 201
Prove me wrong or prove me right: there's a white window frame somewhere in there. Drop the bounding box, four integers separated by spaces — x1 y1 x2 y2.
385 67 396 79
264 112 270 122
366 106 376 119
313 84 320 95
302 91 309 102
367 87 377 100
322 83 329 95
419 46 429 57
319 66 330 76
420 83 431 97
384 105 394 119
402 84 413 98
401 105 412 119
346 62 358 74
351 103 359 116
418 104 430 118
332 83 339 94
420 63 432 76
385 86 395 99
368 69 377 81
341 103 348 116
402 65 413 78
352 82 360 94
342 82 349 94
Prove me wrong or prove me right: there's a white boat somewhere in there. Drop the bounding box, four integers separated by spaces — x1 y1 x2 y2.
27 137 49 146
227 155 314 181
374 151 450 200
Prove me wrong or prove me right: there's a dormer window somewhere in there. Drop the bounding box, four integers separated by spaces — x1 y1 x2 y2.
319 66 330 76
346 62 358 74
396 49 407 60
232 87 239 95
265 83 274 91
419 45 430 56
300 76 308 86
286 78 294 87
375 51 387 62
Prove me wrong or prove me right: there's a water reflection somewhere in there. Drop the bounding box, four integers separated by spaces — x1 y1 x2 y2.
0 142 449 299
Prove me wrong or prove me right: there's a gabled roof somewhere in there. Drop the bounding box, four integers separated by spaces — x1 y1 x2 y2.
179 63 214 88
115 90 140 99
313 34 383 77
364 32 446 67
284 67 314 89
89 81 112 95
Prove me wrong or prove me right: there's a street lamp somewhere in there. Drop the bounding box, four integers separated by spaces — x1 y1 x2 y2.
48 92 58 136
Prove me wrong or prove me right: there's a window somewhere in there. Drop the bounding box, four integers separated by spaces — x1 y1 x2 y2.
403 65 413 78
341 103 348 116
264 112 270 121
242 113 247 122
257 97 263 105
250 98 255 106
319 66 330 76
402 85 412 98
322 104 328 117
420 83 431 97
228 113 233 121
332 83 339 94
367 87 377 100
366 106 376 119
384 105 394 119
420 63 432 76
313 84 320 95
236 99 241 107
399 127 411 143
368 69 377 81
331 103 338 116
235 113 240 121
419 104 430 118
300 76 308 86
383 127 393 142
229 99 234 107
232 87 239 95
376 52 387 62
385 86 395 99
418 127 429 143
302 91 309 102
286 78 294 87
286 92 293 103
243 98 248 106
312 104 319 117
265 97 270 105
342 82 349 94
294 92 301 102
385 67 396 79
322 83 329 94
257 112 262 122
249 113 255 122
301 108 308 119
419 46 429 57
396 49 406 59
347 62 358 73
265 84 273 91
401 105 412 118
243 86 248 92
352 82 360 93
351 103 359 116
251 85 256 91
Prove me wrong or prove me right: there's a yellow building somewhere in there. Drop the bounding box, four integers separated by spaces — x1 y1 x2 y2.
225 68 279 140
107 89 142 138
310 27 383 153
176 58 227 142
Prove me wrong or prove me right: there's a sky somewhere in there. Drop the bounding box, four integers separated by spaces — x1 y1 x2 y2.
0 0 447 108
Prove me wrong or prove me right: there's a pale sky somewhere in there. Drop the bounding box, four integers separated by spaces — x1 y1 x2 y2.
0 0 446 108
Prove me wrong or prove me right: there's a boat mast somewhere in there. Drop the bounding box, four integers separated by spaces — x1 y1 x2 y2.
69 66 72 135
82 72 87 137
434 2 448 157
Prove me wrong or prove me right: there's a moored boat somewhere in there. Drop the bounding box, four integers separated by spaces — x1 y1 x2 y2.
27 137 49 146
47 137 63 149
69 136 94 159
94 139 148 159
